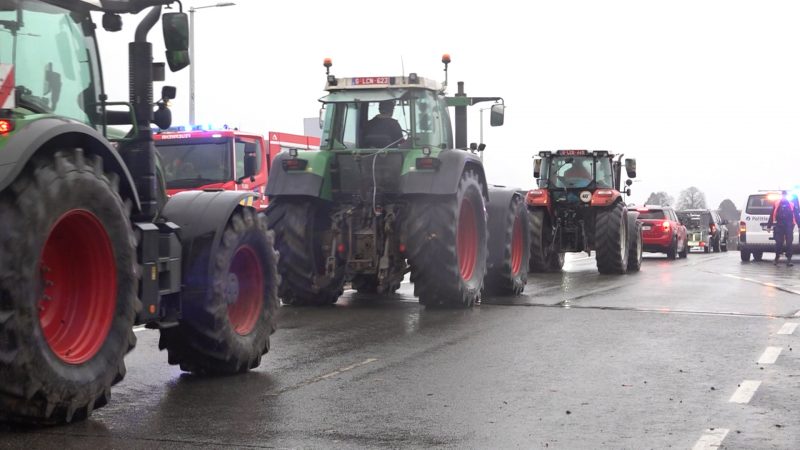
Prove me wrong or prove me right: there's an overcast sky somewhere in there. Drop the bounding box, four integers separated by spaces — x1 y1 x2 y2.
96 0 800 210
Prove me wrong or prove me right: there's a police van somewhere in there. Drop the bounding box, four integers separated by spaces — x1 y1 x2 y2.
739 191 800 261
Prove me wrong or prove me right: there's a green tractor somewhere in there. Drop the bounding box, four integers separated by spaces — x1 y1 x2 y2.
0 0 278 424
526 150 642 274
266 56 529 307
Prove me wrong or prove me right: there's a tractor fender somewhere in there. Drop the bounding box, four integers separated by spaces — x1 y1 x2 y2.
486 186 524 268
400 150 489 199
266 151 325 199
160 190 260 302
0 117 141 210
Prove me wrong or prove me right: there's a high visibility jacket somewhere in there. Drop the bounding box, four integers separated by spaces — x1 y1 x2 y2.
769 198 799 227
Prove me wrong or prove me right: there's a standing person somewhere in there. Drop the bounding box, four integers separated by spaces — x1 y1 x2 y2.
767 191 800 266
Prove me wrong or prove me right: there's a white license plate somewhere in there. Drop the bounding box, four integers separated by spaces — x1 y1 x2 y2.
642 225 651 230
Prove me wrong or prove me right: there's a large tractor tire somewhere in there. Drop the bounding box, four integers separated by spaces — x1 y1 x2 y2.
159 208 278 374
0 149 138 424
528 208 565 272
595 202 629 274
267 199 345 306
627 219 643 272
484 193 530 295
406 170 488 307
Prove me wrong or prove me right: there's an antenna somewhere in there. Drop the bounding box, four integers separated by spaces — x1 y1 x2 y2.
400 55 405 79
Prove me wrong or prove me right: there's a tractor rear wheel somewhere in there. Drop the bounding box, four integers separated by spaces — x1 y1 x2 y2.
406 170 488 307
484 193 529 295
159 208 278 374
595 202 629 274
528 208 564 272
267 199 345 306
0 149 138 424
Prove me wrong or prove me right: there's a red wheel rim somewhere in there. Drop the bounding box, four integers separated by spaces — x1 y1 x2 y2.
457 197 478 281
510 215 523 275
227 245 264 336
39 210 117 365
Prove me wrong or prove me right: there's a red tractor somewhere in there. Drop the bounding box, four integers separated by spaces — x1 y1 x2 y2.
526 150 642 274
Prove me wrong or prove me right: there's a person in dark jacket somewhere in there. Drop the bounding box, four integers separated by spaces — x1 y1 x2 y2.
363 100 403 148
767 191 800 266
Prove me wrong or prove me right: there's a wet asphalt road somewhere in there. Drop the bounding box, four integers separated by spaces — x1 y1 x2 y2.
3 250 800 449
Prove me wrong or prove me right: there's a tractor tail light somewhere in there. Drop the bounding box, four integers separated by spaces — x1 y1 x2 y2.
526 189 549 206
0 119 13 134
282 158 308 171
590 189 616 207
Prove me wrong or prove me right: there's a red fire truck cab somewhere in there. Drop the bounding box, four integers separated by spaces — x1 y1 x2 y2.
155 129 319 210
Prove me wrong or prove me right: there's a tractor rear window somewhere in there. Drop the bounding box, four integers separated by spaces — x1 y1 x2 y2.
638 210 665 220
746 195 775 215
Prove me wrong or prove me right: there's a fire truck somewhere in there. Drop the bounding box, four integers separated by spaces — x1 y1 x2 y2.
155 129 320 210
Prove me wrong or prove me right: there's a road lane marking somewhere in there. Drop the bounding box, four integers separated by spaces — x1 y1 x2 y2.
729 380 761 404
265 358 379 396
794 310 800 317
718 273 800 296
133 325 147 333
777 322 798 335
758 346 782 364
692 428 729 450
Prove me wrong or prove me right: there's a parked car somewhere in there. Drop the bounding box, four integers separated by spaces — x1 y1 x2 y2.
678 209 729 253
739 191 800 262
637 205 688 259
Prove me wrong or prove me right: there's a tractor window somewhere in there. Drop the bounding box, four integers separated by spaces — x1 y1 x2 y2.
234 137 263 179
595 158 613 188
0 2 98 124
412 91 446 148
551 157 593 188
326 102 359 149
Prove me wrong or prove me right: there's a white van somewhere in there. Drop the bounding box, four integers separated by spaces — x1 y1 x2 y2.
739 191 800 261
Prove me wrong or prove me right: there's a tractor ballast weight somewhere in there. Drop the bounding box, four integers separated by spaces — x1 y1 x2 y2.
526 150 642 274
265 56 528 306
0 1 278 425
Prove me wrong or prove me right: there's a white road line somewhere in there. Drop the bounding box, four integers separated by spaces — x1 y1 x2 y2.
758 346 782 364
777 322 799 335
719 273 800 296
794 310 800 317
692 428 729 450
318 358 378 380
729 380 762 404
133 325 147 333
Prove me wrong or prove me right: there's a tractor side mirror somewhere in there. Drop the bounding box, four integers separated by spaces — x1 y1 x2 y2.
624 158 636 178
533 157 542 178
162 12 190 72
490 103 505 127
161 85 177 101
626 178 633 186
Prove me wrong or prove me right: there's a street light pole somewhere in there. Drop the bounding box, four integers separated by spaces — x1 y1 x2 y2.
188 2 236 128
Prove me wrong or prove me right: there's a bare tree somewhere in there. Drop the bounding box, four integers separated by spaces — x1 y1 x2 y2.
644 191 675 206
676 187 707 210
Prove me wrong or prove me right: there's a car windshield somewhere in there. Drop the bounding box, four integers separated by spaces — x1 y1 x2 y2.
0 1 99 124
548 156 613 188
156 140 232 189
746 194 776 215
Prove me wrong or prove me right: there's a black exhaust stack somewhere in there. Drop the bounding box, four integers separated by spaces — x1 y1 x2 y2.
455 81 467 150
126 6 161 221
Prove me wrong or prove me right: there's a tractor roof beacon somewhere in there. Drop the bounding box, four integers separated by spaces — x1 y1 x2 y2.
0 0 279 425
526 150 642 274
265 55 530 307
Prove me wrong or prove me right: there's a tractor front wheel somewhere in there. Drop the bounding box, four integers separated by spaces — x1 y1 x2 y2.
0 149 138 424
160 208 278 374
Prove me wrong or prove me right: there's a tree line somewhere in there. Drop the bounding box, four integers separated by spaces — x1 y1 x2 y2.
644 187 740 222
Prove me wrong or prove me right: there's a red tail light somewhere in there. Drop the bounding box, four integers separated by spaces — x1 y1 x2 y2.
590 189 616 207
0 119 13 134
526 189 549 206
739 221 746 233
662 221 670 232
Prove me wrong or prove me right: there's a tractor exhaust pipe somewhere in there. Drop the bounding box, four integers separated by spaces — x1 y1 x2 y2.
455 81 467 150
